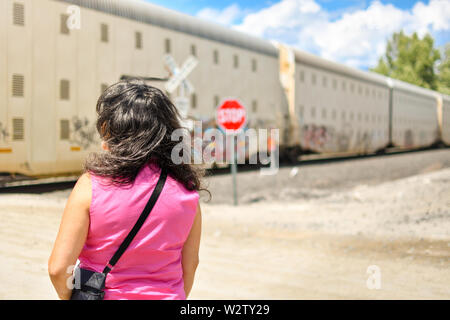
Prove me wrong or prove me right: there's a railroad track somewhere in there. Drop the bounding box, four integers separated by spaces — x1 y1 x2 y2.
0 177 78 194
208 144 448 175
0 145 447 194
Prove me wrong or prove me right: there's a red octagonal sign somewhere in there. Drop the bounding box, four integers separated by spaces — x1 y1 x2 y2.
216 99 247 134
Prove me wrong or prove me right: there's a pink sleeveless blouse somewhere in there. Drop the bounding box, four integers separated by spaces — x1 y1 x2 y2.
78 163 199 300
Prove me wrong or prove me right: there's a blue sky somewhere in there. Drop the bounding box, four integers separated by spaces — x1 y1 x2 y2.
147 1 422 16
144 0 450 70
146 0 279 15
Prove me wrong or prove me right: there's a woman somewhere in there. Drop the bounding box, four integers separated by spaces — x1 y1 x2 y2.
48 80 205 300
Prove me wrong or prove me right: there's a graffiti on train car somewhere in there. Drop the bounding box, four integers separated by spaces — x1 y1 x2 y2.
70 116 98 149
301 124 351 152
0 122 9 142
301 123 377 153
302 124 331 150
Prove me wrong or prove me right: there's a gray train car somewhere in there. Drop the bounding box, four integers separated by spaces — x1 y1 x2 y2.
439 94 450 145
0 0 287 175
292 48 391 155
390 79 440 148
0 0 447 176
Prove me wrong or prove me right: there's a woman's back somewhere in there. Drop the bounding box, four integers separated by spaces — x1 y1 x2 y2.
49 81 203 300
78 163 199 300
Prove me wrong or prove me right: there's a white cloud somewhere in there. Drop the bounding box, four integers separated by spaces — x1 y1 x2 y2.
234 0 326 41
301 0 450 68
300 1 409 68
196 4 243 26
411 0 450 33
198 0 450 70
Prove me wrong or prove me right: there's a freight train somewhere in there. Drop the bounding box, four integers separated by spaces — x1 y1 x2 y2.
0 0 449 176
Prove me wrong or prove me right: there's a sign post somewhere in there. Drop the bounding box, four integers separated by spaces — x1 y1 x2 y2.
231 142 238 206
216 100 247 206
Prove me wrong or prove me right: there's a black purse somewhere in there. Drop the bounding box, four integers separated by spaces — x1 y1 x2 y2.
71 168 168 300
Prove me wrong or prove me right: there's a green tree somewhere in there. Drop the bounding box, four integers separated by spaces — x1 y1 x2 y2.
438 44 450 95
371 31 441 91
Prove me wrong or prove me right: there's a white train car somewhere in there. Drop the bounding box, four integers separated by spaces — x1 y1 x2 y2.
0 0 287 176
439 93 450 146
390 79 440 148
0 0 447 177
292 49 391 155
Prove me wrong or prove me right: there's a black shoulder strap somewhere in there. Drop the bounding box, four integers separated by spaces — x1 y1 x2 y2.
102 168 168 275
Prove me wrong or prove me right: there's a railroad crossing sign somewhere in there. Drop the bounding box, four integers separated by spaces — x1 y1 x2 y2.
216 99 247 134
164 54 198 95
164 55 198 131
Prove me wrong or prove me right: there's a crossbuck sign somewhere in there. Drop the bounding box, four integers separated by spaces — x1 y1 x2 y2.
164 55 198 130
164 55 198 95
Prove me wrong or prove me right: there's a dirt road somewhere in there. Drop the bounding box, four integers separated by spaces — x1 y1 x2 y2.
0 149 449 299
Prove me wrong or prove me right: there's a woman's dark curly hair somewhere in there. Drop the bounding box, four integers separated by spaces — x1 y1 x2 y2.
84 79 206 194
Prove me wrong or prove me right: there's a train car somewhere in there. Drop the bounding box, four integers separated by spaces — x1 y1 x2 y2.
0 0 447 177
438 93 450 146
0 0 36 174
0 0 8 158
390 79 440 149
0 0 287 176
281 47 391 157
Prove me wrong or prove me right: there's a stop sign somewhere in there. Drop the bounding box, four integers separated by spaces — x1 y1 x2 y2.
216 99 247 134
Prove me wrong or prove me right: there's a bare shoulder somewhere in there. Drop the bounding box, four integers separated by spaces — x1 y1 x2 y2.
68 172 92 209
76 172 92 191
